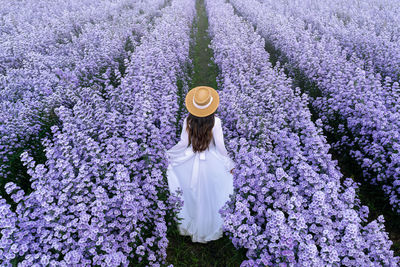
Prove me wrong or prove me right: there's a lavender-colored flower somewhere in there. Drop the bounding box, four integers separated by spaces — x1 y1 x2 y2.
206 0 399 265
232 0 400 214
0 0 194 265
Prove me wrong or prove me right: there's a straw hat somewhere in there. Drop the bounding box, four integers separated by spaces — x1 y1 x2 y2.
185 86 219 117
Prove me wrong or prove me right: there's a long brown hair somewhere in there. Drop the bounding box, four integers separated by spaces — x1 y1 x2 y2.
186 112 215 152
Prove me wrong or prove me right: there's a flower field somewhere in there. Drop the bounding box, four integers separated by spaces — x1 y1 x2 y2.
0 0 399 266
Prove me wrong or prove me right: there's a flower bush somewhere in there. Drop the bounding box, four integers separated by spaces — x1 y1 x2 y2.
231 0 400 214
0 0 194 265
0 0 165 188
205 0 399 265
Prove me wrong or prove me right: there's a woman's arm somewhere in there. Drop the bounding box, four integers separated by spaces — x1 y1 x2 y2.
213 117 235 172
179 116 189 147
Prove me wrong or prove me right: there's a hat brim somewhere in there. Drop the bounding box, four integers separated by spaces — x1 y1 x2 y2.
185 86 219 117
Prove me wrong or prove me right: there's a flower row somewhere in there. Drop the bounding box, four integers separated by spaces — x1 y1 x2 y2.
0 0 195 265
0 0 132 73
258 0 400 94
205 0 399 265
0 0 166 188
231 0 400 214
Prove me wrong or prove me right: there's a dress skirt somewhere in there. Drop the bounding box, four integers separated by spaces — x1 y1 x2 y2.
167 147 234 243
166 116 235 243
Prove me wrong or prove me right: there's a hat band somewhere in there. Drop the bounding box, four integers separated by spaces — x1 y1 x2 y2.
193 95 213 109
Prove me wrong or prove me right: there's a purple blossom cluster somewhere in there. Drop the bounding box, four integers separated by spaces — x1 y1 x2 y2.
259 0 400 99
205 0 399 265
0 0 165 185
257 0 400 43
0 0 194 265
1 0 127 76
231 0 400 214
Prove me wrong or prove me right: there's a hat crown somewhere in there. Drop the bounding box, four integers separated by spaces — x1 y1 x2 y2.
185 85 219 117
194 87 211 105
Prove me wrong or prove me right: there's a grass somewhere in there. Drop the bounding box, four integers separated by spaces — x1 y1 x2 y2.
165 0 248 265
166 225 247 266
187 0 219 90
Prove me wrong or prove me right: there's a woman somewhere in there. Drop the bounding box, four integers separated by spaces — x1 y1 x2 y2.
166 85 235 243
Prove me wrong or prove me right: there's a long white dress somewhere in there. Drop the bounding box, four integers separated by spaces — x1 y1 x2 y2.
166 116 235 243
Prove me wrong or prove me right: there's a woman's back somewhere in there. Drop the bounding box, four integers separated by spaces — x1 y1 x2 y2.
183 116 234 166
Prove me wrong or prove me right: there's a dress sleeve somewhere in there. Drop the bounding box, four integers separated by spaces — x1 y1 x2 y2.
213 117 235 171
179 116 189 147
166 116 190 166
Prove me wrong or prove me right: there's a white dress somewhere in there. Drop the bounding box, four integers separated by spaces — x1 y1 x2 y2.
166 116 235 243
